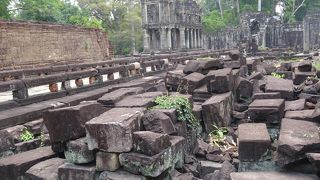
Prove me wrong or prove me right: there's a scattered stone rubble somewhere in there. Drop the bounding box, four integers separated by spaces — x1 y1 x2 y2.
1 50 320 179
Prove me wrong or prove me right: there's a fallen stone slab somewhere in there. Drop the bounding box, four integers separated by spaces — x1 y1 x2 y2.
285 99 306 111
180 72 206 94
230 171 318 180
183 60 202 74
0 129 15 153
248 99 285 124
202 92 233 132
277 118 320 167
294 69 316 85
307 153 320 176
235 77 253 99
265 76 294 100
193 85 212 102
298 60 313 72
133 131 171 156
238 123 271 161
99 169 146 180
119 136 186 177
58 163 96 180
4 125 25 143
252 92 281 100
44 101 107 143
24 119 45 136
115 92 163 108
0 146 56 180
64 137 94 164
85 108 143 152
96 152 120 172
142 110 176 135
25 158 65 180
197 161 222 178
165 70 186 91
97 87 144 107
197 58 223 71
284 110 315 121
207 68 233 93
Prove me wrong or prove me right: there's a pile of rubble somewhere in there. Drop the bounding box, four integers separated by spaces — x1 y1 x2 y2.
0 50 320 180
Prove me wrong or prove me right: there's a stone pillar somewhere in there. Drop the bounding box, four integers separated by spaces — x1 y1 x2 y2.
179 28 186 49
258 0 262 12
199 30 203 48
196 29 199 48
143 29 150 52
167 28 172 50
303 17 310 52
185 28 189 49
160 28 167 51
159 3 162 23
192 29 196 49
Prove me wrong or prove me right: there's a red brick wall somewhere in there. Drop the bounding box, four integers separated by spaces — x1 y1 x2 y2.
0 20 110 68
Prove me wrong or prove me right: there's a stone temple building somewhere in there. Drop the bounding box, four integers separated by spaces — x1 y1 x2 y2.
141 0 202 52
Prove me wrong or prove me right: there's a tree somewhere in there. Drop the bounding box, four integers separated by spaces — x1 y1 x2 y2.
0 0 11 19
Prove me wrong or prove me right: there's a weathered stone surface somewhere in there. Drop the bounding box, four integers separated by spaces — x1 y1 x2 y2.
44 101 107 143
96 152 120 172
285 99 306 111
171 172 200 180
230 172 318 180
248 99 285 123
24 119 46 135
307 153 320 176
0 129 15 152
303 81 320 94
193 139 217 157
197 58 223 71
85 108 143 152
97 87 144 107
119 136 186 177
133 131 171 156
193 104 203 122
294 69 316 85
202 92 233 132
156 109 178 123
58 163 96 180
197 161 222 178
207 68 233 93
252 92 281 100
64 137 94 164
235 77 253 99
0 146 56 180
115 92 163 108
183 60 202 74
180 72 206 94
99 169 146 180
142 110 176 135
284 110 314 121
277 118 320 167
165 70 186 91
298 60 313 72
275 71 294 80
238 123 271 161
249 72 264 80
4 125 25 143
265 76 294 100
25 158 65 180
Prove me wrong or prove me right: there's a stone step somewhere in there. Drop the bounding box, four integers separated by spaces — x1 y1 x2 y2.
230 171 318 180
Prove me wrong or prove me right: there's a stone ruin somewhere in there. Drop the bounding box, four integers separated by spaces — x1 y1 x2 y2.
141 0 203 52
205 12 320 53
0 48 320 179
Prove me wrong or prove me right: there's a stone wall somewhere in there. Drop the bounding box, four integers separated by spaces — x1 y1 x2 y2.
304 12 320 51
0 20 110 68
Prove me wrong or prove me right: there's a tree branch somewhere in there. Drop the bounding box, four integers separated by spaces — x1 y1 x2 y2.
293 0 306 15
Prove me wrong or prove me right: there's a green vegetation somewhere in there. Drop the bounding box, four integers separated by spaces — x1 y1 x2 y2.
209 125 228 147
20 128 34 142
153 95 200 129
313 62 320 71
271 72 285 79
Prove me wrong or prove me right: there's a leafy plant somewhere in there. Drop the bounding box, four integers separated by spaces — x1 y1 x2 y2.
271 72 285 79
153 95 199 129
209 125 228 147
20 128 35 142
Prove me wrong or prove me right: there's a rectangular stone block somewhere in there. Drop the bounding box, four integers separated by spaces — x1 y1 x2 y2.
180 72 206 94
248 99 285 124
206 68 233 93
202 92 233 132
165 70 186 91
294 69 316 85
119 136 186 177
25 158 65 180
133 131 171 156
44 101 107 143
252 92 281 100
115 92 163 108
65 137 94 164
0 146 56 180
238 123 271 161
99 169 146 180
85 108 144 152
97 87 144 107
96 152 120 172
265 76 294 100
58 163 96 180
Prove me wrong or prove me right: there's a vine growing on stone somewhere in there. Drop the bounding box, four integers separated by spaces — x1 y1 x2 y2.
153 95 199 129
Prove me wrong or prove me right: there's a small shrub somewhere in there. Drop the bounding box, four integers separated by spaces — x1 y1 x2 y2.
209 125 228 147
271 72 285 79
20 128 34 142
153 95 199 129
